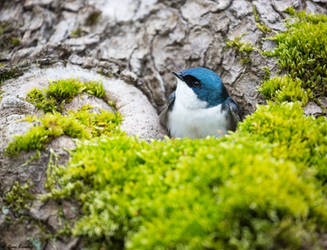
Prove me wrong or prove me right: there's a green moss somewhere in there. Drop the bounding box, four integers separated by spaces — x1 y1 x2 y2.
259 75 311 105
4 181 35 213
45 150 58 191
131 140 326 249
10 37 20 46
226 35 254 64
267 11 327 99
47 79 83 102
5 98 324 249
8 79 118 156
293 10 327 23
83 80 106 98
238 102 327 181
70 27 83 38
256 22 272 34
262 66 271 81
8 18 327 247
252 4 272 33
6 106 122 156
254 10 327 109
26 79 106 113
26 88 57 113
226 35 254 53
97 68 114 78
40 99 327 249
85 11 101 26
284 7 296 16
43 104 327 249
0 66 22 84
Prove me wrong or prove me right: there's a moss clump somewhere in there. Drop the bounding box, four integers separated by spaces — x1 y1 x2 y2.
252 4 272 34
226 36 254 53
266 10 327 99
46 79 83 102
6 106 122 156
284 7 296 16
7 79 114 156
26 79 106 112
0 65 23 84
83 80 106 98
26 88 57 113
4 181 35 213
8 15 327 246
10 37 20 46
262 66 271 81
131 139 326 250
85 11 101 26
238 102 327 181
44 104 327 249
70 27 83 38
226 35 254 64
8 79 327 249
259 75 311 105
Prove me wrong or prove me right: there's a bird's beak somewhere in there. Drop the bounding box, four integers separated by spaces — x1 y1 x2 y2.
172 71 183 81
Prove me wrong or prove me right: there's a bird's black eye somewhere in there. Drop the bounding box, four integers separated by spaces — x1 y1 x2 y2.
183 75 201 88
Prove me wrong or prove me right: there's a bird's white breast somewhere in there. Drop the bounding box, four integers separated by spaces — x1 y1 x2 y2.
167 79 228 138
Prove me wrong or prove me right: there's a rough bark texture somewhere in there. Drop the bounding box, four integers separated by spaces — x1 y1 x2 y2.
0 0 324 115
0 0 327 249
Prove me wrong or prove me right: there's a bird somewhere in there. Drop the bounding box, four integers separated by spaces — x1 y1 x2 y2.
159 67 240 139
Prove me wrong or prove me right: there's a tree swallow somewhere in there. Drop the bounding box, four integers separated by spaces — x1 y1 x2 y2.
160 67 240 138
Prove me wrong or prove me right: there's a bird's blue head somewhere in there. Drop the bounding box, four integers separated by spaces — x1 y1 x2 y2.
173 67 228 107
